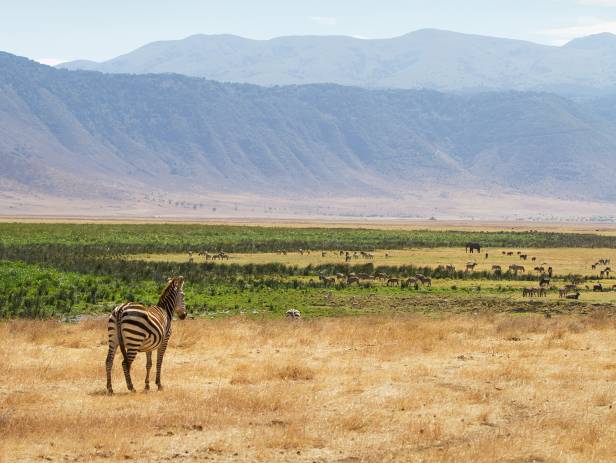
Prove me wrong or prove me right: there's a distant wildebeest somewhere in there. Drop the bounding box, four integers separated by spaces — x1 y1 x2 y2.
465 242 481 253
508 264 525 274
319 275 336 286
492 265 502 272
547 267 553 277
565 292 580 300
485 253 489 259
466 261 477 271
445 264 456 272
506 252 514 256
405 277 419 289
523 287 538 297
594 283 603 292
531 257 536 262
539 277 550 287
386 278 400 287
347 276 360 285
415 274 432 286
559 285 577 298
375 272 389 281
520 254 528 260
538 287 547 297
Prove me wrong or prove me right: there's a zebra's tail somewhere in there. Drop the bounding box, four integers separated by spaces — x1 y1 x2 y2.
115 305 129 366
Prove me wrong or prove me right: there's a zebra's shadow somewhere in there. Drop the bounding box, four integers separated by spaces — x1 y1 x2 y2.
88 389 153 396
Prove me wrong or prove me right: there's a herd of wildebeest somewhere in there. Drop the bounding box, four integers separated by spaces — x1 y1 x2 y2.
185 241 615 302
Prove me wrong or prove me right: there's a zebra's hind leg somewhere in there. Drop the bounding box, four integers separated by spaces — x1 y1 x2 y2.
105 344 117 394
155 340 169 391
121 352 137 392
144 351 153 391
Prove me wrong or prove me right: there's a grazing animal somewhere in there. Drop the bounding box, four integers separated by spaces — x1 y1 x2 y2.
506 252 514 256
531 257 536 262
319 275 336 286
466 261 477 271
375 272 389 281
405 277 419 289
386 278 400 287
594 283 603 292
565 292 580 300
465 242 481 253
347 276 360 285
415 274 432 286
502 251 506 255
519 254 528 260
523 287 538 297
508 264 525 274
559 285 577 298
106 276 187 394
547 267 553 277
445 264 456 272
538 287 547 297
335 272 346 280
539 277 550 287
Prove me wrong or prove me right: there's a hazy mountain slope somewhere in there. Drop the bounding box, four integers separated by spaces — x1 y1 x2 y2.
58 30 616 95
4 51 616 205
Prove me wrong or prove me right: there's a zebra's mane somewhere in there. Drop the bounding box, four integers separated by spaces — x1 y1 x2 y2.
157 277 182 313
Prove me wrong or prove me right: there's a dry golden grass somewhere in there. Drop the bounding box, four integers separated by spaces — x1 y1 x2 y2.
3 315 616 462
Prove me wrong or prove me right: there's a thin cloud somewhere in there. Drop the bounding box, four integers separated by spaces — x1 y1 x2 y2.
309 16 337 26
577 0 616 5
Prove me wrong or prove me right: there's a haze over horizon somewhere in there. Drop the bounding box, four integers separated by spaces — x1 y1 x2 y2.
5 0 616 64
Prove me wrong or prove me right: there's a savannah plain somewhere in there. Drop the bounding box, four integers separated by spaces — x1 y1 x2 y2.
3 220 616 462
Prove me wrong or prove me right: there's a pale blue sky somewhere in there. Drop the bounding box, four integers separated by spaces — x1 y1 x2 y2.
3 0 616 64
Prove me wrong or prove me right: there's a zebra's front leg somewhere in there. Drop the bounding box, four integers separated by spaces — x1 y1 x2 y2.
145 351 153 391
105 344 117 394
155 341 168 391
122 352 137 392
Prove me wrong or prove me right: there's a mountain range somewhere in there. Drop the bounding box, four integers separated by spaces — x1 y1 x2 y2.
3 50 616 218
58 29 616 97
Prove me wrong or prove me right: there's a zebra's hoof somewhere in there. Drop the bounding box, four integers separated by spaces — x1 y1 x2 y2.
144 384 150 391
107 389 114 395
157 385 164 391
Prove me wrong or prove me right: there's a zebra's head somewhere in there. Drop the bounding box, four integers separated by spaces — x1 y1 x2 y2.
167 276 187 320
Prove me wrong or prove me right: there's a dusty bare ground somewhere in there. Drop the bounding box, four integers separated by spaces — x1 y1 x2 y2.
3 315 616 462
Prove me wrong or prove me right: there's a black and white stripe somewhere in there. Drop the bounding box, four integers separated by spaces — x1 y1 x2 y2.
106 276 186 394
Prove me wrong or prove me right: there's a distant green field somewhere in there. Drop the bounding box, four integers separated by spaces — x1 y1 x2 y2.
1 223 615 318
2 222 616 252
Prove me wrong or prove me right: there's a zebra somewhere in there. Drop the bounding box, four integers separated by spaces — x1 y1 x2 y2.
105 276 187 394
